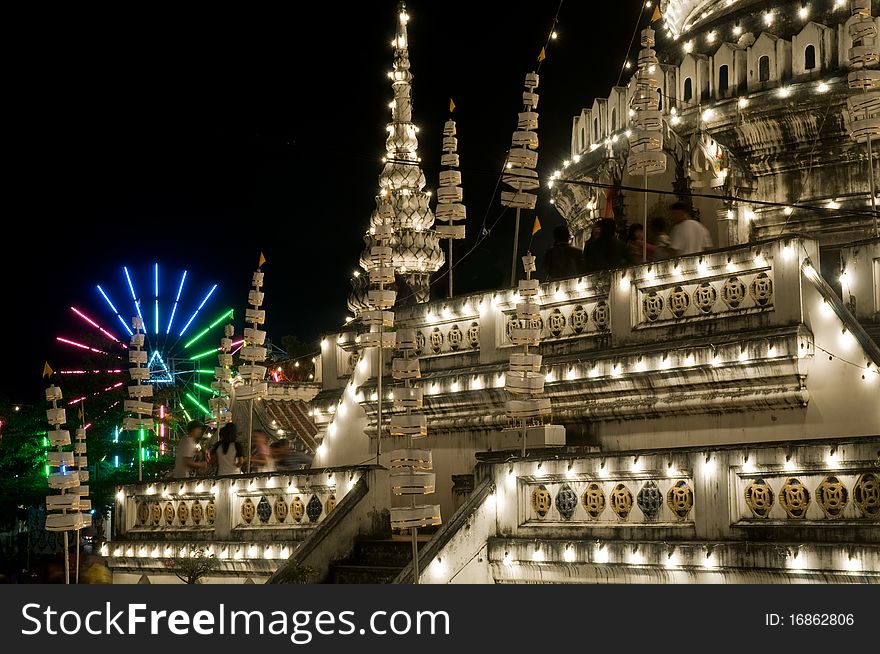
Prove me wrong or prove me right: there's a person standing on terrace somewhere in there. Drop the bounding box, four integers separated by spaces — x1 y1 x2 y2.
668 201 713 256
543 225 585 280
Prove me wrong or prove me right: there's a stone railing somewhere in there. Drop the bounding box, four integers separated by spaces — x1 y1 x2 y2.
105 466 385 583
410 437 880 583
313 236 833 428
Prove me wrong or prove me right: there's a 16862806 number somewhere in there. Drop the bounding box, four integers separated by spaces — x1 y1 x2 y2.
790 614 854 626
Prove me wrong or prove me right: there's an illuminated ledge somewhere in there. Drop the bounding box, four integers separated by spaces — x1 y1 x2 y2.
487 538 880 584
354 325 812 431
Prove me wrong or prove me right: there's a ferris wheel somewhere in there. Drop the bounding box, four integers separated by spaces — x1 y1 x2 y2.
54 264 239 458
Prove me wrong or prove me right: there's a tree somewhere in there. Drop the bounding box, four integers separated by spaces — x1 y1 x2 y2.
163 544 220 584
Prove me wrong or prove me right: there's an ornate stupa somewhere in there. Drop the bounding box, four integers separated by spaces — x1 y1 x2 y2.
349 2 444 315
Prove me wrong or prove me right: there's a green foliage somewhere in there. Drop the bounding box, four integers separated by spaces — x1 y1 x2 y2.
0 402 48 528
272 562 317 584
163 544 220 584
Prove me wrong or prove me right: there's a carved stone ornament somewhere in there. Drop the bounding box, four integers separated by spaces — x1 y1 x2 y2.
240 497 256 524
816 475 848 519
257 496 272 524
582 482 606 519
555 483 578 520
274 497 289 522
854 473 880 519
532 484 552 518
637 480 663 520
291 497 305 523
666 480 694 520
643 292 664 322
779 477 810 519
610 483 634 520
191 501 204 525
306 494 323 522
744 478 775 518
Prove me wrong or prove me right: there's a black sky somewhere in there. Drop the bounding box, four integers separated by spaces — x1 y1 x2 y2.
2 1 643 401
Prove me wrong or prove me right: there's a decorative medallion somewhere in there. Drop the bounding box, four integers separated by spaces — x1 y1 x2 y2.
531 484 552 518
447 324 463 350
348 351 360 373
816 475 849 519
547 308 566 338
136 501 149 526
274 497 289 522
177 501 189 525
429 327 444 353
666 480 694 520
205 499 216 525
306 494 323 522
779 477 811 519
693 282 717 313
571 305 588 333
555 483 578 520
257 496 272 524
582 482 606 519
506 315 519 341
325 494 337 514
643 291 664 322
667 286 690 318
151 502 162 526
721 276 746 308
164 501 175 525
854 472 880 518
529 315 544 331
466 322 480 349
191 501 204 525
637 480 663 521
610 483 634 520
291 496 305 523
415 330 426 353
744 478 775 518
592 300 610 329
240 497 256 524
749 272 773 307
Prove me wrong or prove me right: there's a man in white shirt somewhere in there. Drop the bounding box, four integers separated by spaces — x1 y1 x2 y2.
173 421 207 478
668 201 713 256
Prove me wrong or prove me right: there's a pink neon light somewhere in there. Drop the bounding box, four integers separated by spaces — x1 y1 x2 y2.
56 336 111 356
58 369 124 375
68 396 87 405
70 307 127 348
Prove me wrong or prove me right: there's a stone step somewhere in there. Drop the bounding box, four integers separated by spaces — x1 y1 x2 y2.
328 564 403 584
348 539 422 567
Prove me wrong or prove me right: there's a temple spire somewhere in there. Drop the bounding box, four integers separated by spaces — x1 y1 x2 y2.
348 2 444 315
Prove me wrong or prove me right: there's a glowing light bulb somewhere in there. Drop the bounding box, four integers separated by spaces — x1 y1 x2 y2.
683 40 693 53
817 81 829 93
738 97 748 109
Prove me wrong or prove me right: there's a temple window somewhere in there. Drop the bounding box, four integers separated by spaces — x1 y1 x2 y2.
611 107 617 132
657 88 662 110
719 64 729 94
593 117 600 141
683 77 693 102
758 55 770 82
804 44 816 71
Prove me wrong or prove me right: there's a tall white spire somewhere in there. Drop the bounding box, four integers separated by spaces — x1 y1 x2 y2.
350 2 444 314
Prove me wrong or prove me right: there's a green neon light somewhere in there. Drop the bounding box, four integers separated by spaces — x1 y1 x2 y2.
196 369 214 374
139 428 144 442
42 436 49 447
190 347 219 361
45 464 50 477
182 408 192 422
183 308 234 349
193 382 217 395
185 393 210 416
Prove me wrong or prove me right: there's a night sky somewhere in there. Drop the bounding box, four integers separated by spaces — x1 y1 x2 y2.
2 1 642 402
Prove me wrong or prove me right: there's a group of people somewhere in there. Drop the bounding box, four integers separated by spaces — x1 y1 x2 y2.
543 202 714 280
173 420 313 478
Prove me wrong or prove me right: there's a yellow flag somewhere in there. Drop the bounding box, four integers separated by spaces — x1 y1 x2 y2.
449 98 456 113
537 47 546 62
42 361 53 378
651 6 662 22
258 252 266 268
532 216 542 235
77 407 84 422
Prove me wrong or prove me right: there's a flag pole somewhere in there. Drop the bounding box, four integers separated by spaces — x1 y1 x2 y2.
510 208 521 286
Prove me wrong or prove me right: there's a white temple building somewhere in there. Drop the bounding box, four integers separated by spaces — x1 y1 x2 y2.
106 0 880 584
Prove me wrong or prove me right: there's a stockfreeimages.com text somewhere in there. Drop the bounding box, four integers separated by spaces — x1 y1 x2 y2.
21 603 450 644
